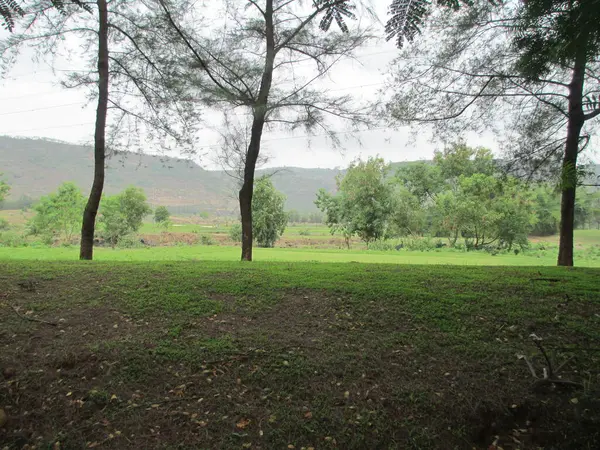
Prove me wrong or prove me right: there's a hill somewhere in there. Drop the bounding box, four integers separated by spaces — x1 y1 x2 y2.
0 136 344 214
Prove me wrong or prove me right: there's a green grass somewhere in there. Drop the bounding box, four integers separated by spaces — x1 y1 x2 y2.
1 244 599 266
1 260 599 449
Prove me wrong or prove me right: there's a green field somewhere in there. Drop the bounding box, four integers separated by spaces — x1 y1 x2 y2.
1 244 600 266
1 261 599 449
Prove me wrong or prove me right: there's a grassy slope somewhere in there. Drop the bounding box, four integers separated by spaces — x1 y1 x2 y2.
1 245 599 266
1 261 599 449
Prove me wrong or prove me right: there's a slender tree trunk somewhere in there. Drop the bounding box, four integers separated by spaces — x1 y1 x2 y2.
79 0 109 260
239 114 265 261
239 0 275 262
558 49 587 267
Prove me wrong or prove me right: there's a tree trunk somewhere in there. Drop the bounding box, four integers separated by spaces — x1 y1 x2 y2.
239 115 266 261
79 0 109 260
238 0 275 262
557 49 587 267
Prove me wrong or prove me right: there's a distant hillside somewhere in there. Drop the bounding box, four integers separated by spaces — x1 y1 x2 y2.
0 136 348 214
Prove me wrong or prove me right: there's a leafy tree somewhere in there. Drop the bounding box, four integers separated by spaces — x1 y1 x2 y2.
99 187 152 246
154 206 171 229
28 182 85 242
388 186 427 237
431 174 535 250
317 157 394 246
433 143 496 181
395 162 443 204
146 0 372 260
531 187 560 236
0 174 9 205
384 0 600 265
432 190 463 246
315 189 353 248
252 177 287 248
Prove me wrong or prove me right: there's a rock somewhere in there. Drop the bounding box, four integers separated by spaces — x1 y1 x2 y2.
0 408 7 427
2 367 16 380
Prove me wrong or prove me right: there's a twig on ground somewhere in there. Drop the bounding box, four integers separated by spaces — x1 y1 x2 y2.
517 334 583 390
2 302 58 327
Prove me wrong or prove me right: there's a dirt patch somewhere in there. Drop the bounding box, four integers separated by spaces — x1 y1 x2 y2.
1 278 599 449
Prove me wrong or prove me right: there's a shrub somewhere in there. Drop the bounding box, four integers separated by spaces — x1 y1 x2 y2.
229 223 242 243
0 218 9 230
0 231 26 247
298 229 311 236
200 234 216 246
116 234 145 249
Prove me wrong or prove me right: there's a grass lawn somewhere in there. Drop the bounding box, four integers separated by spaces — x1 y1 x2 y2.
1 261 599 449
0 244 599 266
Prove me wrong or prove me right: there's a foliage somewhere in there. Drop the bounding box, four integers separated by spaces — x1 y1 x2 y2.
154 205 171 230
228 223 242 243
99 187 152 247
252 177 287 248
27 182 85 242
433 143 496 180
200 234 216 246
531 187 560 236
154 206 170 224
317 157 395 246
0 173 9 204
0 217 8 230
0 231 25 247
388 186 427 237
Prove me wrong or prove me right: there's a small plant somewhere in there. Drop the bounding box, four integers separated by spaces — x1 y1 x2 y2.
298 229 311 236
116 234 145 249
200 234 215 246
0 231 26 247
229 223 242 243
0 218 9 230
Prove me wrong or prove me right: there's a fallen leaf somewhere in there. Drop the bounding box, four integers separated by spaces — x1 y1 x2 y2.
236 418 251 429
570 398 579 404
304 411 313 419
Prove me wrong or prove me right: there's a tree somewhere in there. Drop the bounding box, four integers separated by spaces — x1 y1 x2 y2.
0 174 9 205
432 174 535 250
99 187 152 246
154 205 171 229
317 157 394 246
252 177 287 248
395 162 443 204
388 186 426 237
148 0 373 260
383 0 600 266
28 182 85 242
432 144 496 181
315 188 353 248
530 187 560 236
2 1 193 260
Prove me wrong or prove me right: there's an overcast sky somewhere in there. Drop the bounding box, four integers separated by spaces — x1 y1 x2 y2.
0 1 501 170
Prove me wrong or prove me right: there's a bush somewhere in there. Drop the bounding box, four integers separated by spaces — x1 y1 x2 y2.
0 218 9 230
200 234 216 246
0 231 26 247
116 234 145 249
368 240 400 251
298 229 311 236
229 223 242 243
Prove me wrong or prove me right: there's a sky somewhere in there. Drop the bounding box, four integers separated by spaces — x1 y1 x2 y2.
0 1 499 171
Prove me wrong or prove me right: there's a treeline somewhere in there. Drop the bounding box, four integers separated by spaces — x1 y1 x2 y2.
286 210 324 224
316 143 600 250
